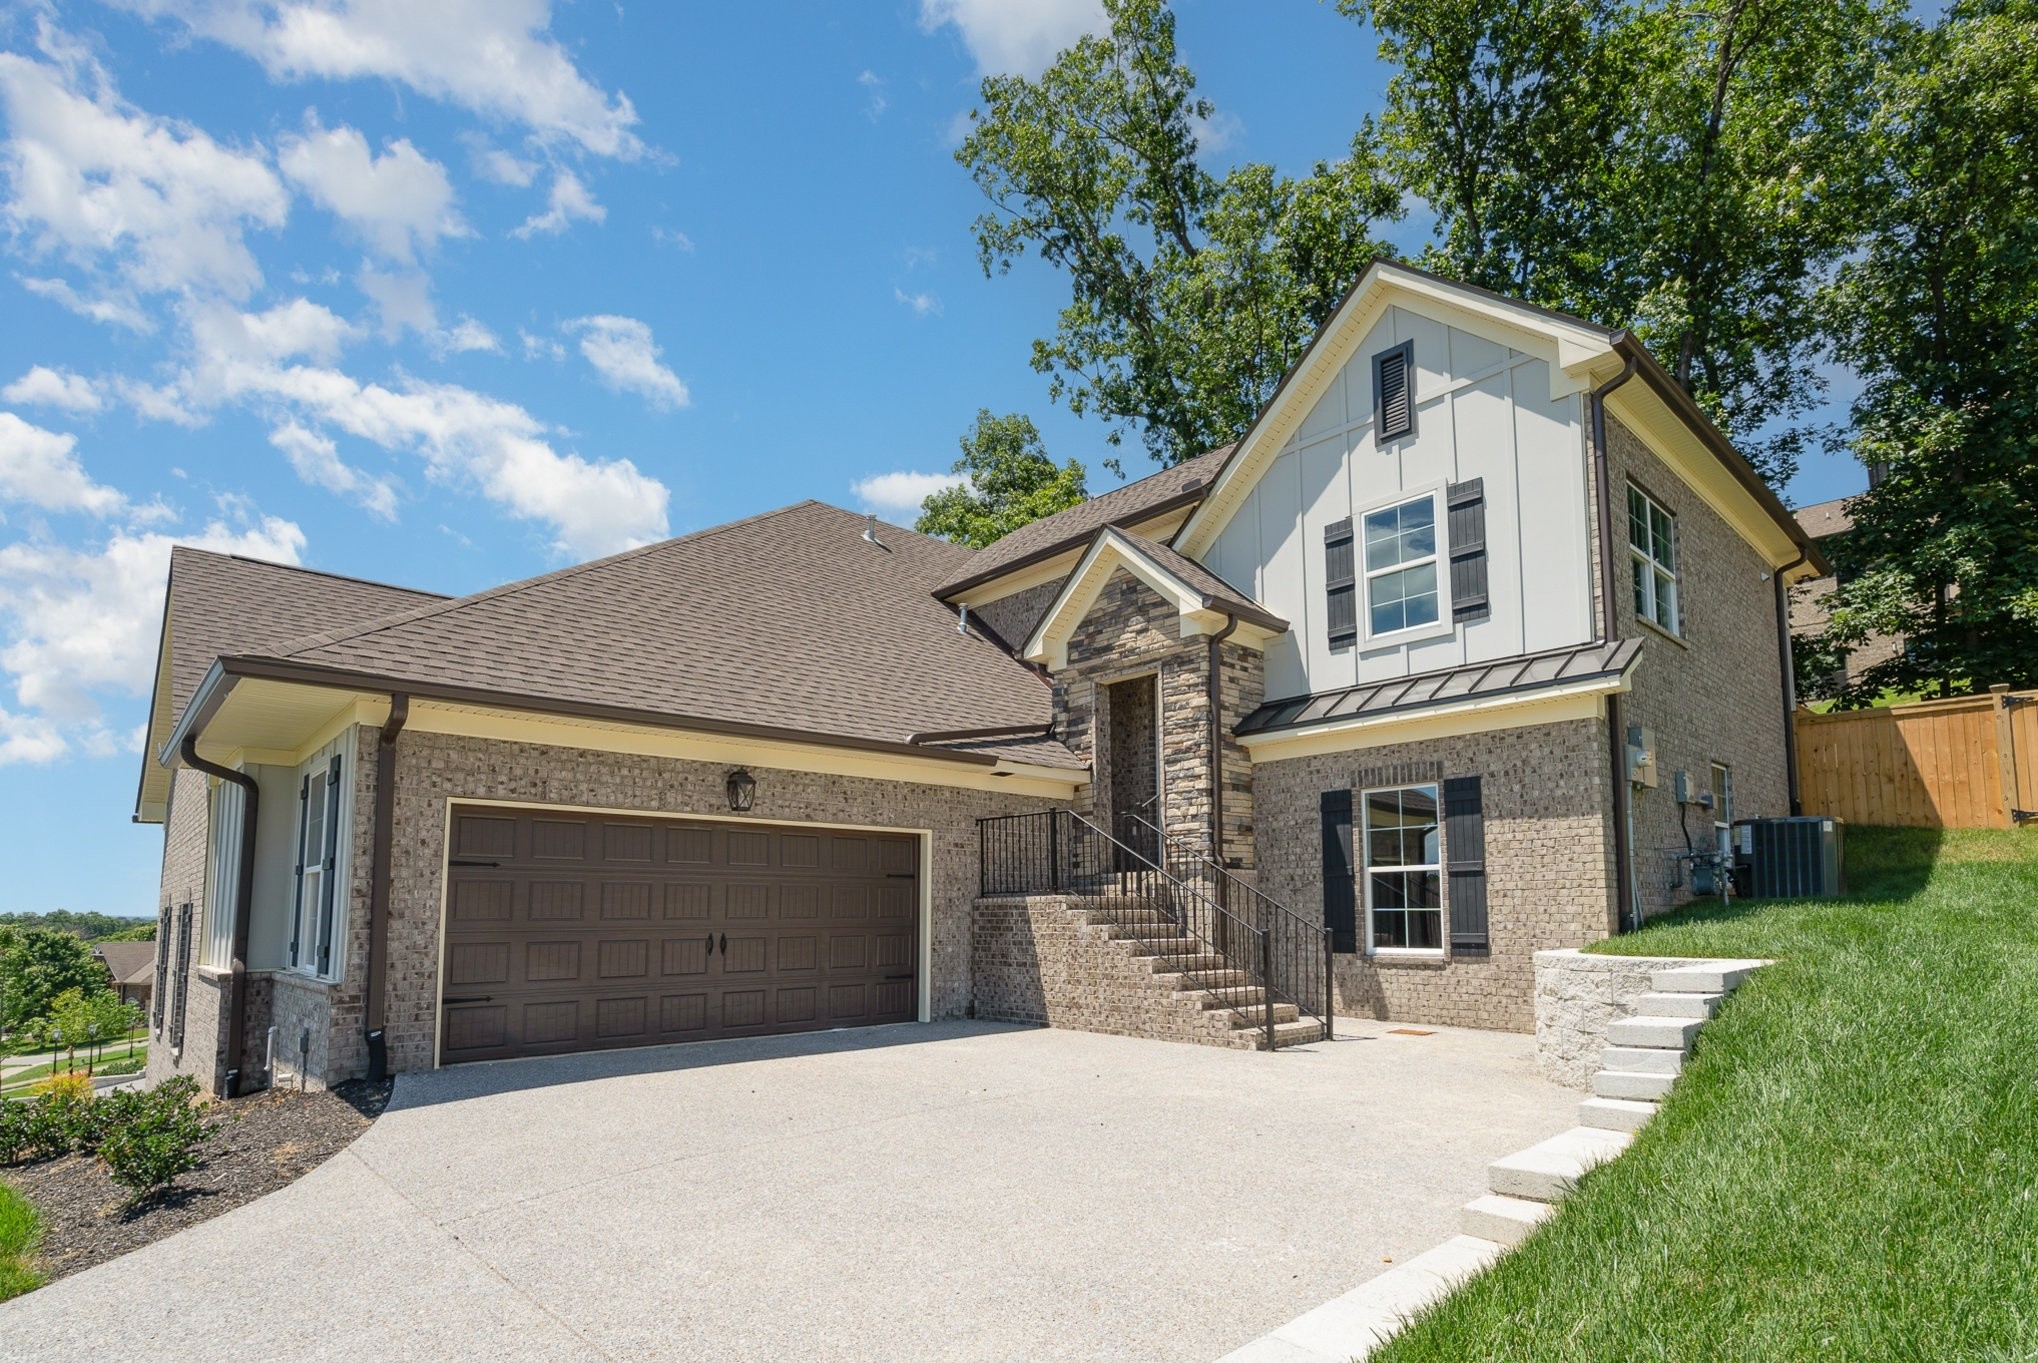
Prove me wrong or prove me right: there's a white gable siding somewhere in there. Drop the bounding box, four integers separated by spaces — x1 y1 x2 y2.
1203 304 1595 701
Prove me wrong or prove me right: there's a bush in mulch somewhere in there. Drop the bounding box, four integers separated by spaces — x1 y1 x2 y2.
2 1078 390 1285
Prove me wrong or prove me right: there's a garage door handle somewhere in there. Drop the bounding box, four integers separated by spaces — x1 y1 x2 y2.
449 858 501 868
443 995 494 1005
719 933 727 954
704 932 715 955
884 974 912 981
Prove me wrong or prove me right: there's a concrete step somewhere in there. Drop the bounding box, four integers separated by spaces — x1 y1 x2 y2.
1593 1068 1676 1101
1488 1126 1633 1203
1460 1193 1557 1247
1244 1018 1325 1050
1635 990 1724 1020
1608 1015 1703 1050
1220 1000 1302 1027
1653 961 1765 995
1602 1045 1684 1077
1578 1096 1659 1134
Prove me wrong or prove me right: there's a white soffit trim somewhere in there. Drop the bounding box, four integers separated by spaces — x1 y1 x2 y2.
1020 527 1275 670
953 505 1195 609
1239 673 1629 763
1176 261 1616 561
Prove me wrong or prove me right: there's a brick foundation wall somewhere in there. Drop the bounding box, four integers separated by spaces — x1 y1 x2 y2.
1252 718 1616 1032
146 767 229 1093
1602 415 1793 920
340 731 1063 1083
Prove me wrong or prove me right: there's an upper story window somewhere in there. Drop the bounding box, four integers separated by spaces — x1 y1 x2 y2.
1373 341 1416 442
1628 484 1680 635
1363 492 1441 637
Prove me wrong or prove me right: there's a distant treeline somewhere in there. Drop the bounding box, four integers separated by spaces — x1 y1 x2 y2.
0 910 155 942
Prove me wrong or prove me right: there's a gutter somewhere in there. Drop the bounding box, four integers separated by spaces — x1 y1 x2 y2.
1208 614 1240 866
178 736 259 1099
363 694 407 1083
1590 355 1642 934
1774 551 1810 814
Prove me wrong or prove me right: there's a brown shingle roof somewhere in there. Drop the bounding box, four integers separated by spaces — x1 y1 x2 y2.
93 941 156 985
1793 496 1857 541
246 502 1071 761
1105 527 1286 633
935 445 1233 599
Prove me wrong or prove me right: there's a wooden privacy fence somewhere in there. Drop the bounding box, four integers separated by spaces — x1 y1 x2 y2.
1796 686 2037 829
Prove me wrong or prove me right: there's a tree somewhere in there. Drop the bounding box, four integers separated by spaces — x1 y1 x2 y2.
0 928 104 1033
957 0 1402 468
917 411 1088 548
1813 2 2038 701
0 910 155 941
1345 0 1895 485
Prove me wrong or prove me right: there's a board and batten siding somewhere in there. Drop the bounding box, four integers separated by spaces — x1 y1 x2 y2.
1202 305 1597 702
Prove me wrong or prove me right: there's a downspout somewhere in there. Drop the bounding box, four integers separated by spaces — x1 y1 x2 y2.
1207 614 1240 866
363 693 409 1084
179 736 258 1099
1590 354 1640 932
1774 550 1810 814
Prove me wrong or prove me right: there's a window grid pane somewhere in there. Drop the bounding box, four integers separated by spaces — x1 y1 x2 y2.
1362 786 1442 951
1629 485 1679 633
1363 494 1442 637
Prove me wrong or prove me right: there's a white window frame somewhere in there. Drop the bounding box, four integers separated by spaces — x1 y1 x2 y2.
1711 761 1734 860
287 742 351 982
1357 484 1452 646
1629 483 1681 635
200 777 245 969
1360 782 1444 956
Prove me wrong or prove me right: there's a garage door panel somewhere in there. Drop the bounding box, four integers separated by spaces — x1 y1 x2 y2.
441 809 919 1064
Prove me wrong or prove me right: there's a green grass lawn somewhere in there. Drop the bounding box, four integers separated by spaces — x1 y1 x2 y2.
2 1025 146 1059
1378 826 2038 1362
0 1182 43 1301
0 1040 148 1095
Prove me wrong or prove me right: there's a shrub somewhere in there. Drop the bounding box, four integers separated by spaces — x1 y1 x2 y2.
0 1100 29 1165
98 1055 144 1077
98 1076 211 1200
18 1077 95 1160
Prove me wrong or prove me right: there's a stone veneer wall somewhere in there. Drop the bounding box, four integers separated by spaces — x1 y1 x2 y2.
1602 415 1793 920
345 730 1063 1082
1052 569 1264 866
1252 718 1617 1033
145 767 230 1093
1534 946 1727 1087
970 578 1064 654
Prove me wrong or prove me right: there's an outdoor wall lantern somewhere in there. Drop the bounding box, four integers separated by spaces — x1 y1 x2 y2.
726 767 756 812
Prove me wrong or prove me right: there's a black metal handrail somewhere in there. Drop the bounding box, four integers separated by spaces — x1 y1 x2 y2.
979 809 1279 1049
1120 811 1333 1039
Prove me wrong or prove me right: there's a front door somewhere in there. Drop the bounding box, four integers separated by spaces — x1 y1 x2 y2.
1106 674 1160 867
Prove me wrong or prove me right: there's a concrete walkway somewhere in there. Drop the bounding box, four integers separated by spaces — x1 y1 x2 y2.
0 1020 1575 1363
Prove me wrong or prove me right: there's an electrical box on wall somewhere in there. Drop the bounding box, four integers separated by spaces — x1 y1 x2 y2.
1626 725 1658 788
1673 769 1695 804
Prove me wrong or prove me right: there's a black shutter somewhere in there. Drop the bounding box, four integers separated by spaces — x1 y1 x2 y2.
1375 341 1415 442
151 903 171 1034
1447 479 1489 622
290 773 310 966
1321 789 1357 953
170 901 193 1052
1442 776 1489 953
1325 517 1356 651
315 755 343 975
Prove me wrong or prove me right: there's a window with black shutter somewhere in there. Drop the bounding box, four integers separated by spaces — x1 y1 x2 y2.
1321 789 1356 953
314 753 343 975
1442 776 1489 953
151 903 171 1035
1446 479 1489 622
1325 517 1356 651
170 901 193 1052
1374 341 1415 442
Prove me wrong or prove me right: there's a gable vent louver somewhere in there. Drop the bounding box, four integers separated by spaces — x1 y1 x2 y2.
1375 341 1415 443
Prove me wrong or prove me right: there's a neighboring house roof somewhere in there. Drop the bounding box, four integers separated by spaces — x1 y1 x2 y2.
934 445 1234 600
138 549 448 819
1794 497 1857 542
93 941 156 986
197 502 1073 766
1238 639 1642 738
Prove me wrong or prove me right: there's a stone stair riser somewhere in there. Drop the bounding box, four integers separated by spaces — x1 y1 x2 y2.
1593 1069 1676 1101
1634 990 1723 1020
1601 1045 1684 1077
1460 1194 1556 1247
1577 1097 1658 1133
1607 1016 1703 1050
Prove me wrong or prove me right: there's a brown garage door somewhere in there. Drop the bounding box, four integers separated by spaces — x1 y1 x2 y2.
439 807 920 1064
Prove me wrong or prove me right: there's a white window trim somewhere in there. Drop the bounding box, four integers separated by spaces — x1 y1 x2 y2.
1711 761 1734 859
1628 483 1681 636
200 777 244 970
286 738 354 983
1360 781 1445 957
1357 482 1453 648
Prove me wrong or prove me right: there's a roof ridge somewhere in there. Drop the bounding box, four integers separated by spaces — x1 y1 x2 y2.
266 500 847 661
171 544 448 602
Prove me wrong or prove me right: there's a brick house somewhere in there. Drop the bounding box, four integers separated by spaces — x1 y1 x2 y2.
138 261 1824 1097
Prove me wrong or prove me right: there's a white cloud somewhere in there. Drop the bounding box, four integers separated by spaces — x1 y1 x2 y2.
851 470 966 516
0 42 289 305
894 286 942 318
520 327 565 361
465 136 537 187
514 168 604 238
113 377 205 428
17 275 154 332
2 366 104 413
269 420 398 519
0 510 305 763
356 263 438 340
188 296 360 366
566 315 688 410
859 69 887 121
124 0 643 158
0 413 126 516
279 119 466 261
437 317 502 355
918 0 1106 76
651 226 694 251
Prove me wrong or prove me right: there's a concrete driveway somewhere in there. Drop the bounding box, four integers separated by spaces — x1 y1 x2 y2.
1 1020 1575 1362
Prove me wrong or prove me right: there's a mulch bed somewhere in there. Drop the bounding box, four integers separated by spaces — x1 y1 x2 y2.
3 1079 391 1283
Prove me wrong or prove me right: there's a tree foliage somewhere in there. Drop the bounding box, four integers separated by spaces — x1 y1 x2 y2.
957 0 1402 467
0 929 105 1032
0 910 154 942
1813 1 2038 701
917 411 1088 548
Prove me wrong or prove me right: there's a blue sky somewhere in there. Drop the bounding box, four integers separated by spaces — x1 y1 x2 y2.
0 0 1864 918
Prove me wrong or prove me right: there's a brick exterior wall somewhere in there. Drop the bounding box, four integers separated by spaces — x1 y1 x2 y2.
970 578 1063 653
1252 718 1617 1032
1602 414 1793 919
146 767 228 1092
1052 569 1265 866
